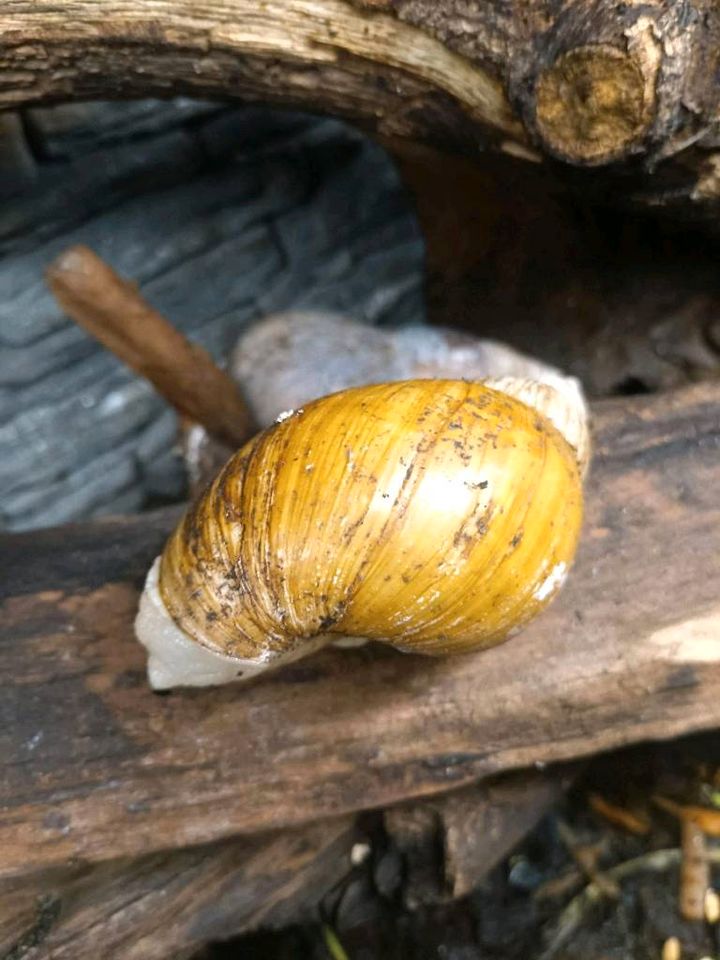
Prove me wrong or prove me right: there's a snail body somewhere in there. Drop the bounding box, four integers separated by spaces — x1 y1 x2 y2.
136 378 584 688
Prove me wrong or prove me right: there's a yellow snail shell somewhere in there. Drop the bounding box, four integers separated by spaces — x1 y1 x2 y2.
136 378 586 688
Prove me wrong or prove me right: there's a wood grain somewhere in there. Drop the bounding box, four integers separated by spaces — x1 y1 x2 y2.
0 819 357 959
2 1 720 210
1 382 719 883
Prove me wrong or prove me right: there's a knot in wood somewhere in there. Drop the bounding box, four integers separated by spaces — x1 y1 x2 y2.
534 44 650 165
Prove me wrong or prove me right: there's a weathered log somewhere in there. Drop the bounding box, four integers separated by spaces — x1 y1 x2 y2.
2 1 720 212
0 819 358 960
1 381 719 889
0 773 570 958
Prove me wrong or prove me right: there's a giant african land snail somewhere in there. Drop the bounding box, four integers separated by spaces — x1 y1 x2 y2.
136 314 590 689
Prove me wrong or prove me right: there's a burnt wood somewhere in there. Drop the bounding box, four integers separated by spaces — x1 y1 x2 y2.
0 100 423 532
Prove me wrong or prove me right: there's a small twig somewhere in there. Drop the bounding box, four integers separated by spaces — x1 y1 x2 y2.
654 795 712 921
556 819 619 898
680 818 710 922
533 868 584 903
588 792 651 836
46 244 256 450
654 795 720 838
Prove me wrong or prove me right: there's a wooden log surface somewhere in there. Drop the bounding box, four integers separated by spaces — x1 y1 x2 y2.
0 773 570 958
0 818 357 960
3 1 720 213
1 381 719 884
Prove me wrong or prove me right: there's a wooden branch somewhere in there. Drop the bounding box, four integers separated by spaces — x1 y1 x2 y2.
46 245 255 449
3 1 720 211
1 381 718 886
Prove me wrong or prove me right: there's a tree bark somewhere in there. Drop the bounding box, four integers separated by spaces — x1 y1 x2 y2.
2 1 720 212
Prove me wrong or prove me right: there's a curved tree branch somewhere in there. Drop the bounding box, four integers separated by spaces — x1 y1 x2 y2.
0 1 522 150
1 1 720 210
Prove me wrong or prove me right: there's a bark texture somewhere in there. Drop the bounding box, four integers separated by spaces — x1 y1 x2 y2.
2 1 720 210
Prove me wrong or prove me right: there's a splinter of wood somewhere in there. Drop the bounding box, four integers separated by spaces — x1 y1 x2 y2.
46 244 256 449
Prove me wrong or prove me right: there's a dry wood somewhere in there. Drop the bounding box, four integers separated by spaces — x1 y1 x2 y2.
0 775 569 958
1 381 718 887
0 819 357 960
679 818 709 921
438 771 574 900
45 244 255 449
653 794 717 921
2 1 720 212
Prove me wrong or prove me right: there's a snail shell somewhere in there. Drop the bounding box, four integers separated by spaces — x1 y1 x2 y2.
136 378 584 688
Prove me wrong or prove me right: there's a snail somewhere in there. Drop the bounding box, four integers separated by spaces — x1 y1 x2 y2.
136 367 589 689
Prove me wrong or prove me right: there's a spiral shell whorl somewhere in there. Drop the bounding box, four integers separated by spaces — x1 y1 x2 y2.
157 380 583 667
